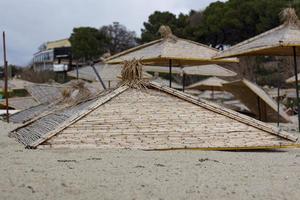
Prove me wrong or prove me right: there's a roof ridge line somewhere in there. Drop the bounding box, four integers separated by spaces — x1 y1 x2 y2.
105 39 163 63
150 82 297 142
215 24 286 58
28 86 129 148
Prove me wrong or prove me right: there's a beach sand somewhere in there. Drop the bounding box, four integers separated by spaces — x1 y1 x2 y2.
1 121 300 200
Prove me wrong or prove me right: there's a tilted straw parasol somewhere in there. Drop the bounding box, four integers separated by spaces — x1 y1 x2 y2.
105 25 238 89
223 79 290 123
186 77 228 99
215 8 300 129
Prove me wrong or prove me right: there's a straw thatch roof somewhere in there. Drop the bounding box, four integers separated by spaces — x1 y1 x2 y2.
186 77 228 91
25 83 63 104
215 8 300 58
223 79 290 123
105 30 237 66
0 97 38 110
144 64 237 77
9 103 58 124
183 65 237 76
9 80 101 124
286 73 300 83
10 82 297 150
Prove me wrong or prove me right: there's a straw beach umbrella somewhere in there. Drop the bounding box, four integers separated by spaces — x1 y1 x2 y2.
105 25 237 88
223 79 290 123
215 8 300 130
183 64 237 77
186 77 228 99
144 64 236 91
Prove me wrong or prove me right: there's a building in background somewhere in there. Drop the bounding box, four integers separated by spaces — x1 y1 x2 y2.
33 39 72 72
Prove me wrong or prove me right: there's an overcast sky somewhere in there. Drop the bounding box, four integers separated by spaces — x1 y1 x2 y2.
0 0 223 66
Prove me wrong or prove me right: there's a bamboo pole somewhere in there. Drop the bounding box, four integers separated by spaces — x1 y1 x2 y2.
2 31 9 123
292 46 300 132
76 61 79 80
91 64 106 90
277 62 280 127
257 96 261 121
169 59 172 88
182 72 185 92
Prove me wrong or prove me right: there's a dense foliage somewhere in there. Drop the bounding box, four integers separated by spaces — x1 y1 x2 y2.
69 27 110 61
70 23 137 62
141 0 300 47
100 22 137 54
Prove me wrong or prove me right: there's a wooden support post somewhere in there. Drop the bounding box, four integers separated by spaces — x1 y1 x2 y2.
182 72 185 92
76 61 79 80
2 31 9 123
91 64 106 90
293 46 300 132
257 96 261 121
169 59 172 88
277 62 280 127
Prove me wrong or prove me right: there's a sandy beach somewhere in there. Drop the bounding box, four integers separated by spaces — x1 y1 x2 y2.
0 121 300 200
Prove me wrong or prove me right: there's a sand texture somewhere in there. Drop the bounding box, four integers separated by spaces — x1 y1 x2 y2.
1 121 300 200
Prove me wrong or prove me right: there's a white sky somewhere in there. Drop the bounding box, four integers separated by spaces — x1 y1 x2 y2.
0 0 224 66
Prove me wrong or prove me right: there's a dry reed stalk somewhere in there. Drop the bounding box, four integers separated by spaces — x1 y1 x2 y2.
120 59 148 89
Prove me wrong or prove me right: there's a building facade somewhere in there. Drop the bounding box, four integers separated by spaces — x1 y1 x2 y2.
33 39 72 72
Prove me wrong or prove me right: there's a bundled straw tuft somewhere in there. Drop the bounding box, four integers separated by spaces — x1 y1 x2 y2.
158 25 177 42
120 59 148 89
61 80 92 104
280 8 300 26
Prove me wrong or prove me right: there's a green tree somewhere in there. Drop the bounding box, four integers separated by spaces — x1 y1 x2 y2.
100 22 137 54
141 0 300 47
69 27 110 62
188 0 300 47
141 11 189 43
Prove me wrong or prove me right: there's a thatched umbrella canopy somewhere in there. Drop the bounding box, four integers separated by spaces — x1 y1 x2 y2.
215 8 300 129
186 77 227 99
105 25 237 89
223 79 290 123
144 64 237 76
187 77 227 91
